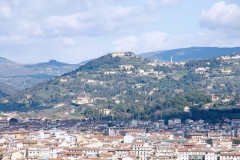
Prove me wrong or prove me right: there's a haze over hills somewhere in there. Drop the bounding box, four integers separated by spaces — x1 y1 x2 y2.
25 60 78 68
0 56 16 64
2 51 240 122
0 57 81 92
1 47 239 93
140 47 240 62
1 47 240 121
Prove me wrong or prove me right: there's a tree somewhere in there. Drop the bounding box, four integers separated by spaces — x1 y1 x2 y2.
206 138 213 146
9 118 18 123
233 139 240 145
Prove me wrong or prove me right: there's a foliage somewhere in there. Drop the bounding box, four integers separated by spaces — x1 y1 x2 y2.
233 139 240 145
9 118 18 123
1 52 240 122
0 90 9 98
206 139 213 146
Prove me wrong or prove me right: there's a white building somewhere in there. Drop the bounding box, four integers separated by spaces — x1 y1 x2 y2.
25 146 50 159
72 93 94 105
130 120 138 127
178 148 217 160
136 69 145 75
168 118 181 125
220 152 240 160
132 142 154 160
124 135 134 144
112 52 125 57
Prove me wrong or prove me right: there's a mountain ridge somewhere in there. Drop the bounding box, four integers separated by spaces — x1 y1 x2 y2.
0 58 81 91
139 47 240 62
25 60 78 68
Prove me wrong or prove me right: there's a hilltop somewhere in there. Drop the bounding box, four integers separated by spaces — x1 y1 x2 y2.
2 52 240 122
0 58 80 91
25 60 78 68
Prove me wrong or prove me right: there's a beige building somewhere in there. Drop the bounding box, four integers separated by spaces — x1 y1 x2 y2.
220 152 240 160
220 69 232 74
119 65 134 70
132 142 153 160
72 94 94 105
25 146 50 159
189 133 206 141
10 151 23 160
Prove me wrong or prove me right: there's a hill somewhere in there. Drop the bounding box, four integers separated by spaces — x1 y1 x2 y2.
3 52 240 122
79 59 96 65
139 47 240 61
25 60 78 68
0 58 80 91
0 57 16 64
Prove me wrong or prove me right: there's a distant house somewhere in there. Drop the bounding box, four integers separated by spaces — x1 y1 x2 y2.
136 69 144 75
25 94 32 99
72 93 94 105
222 98 231 103
220 152 240 160
86 79 97 85
184 106 190 112
104 71 117 75
189 133 206 141
111 52 126 57
1 99 9 103
232 54 240 59
130 120 138 127
195 67 208 74
220 69 232 74
60 78 68 83
168 118 181 125
119 129 145 136
221 55 231 60
119 65 134 70
204 103 212 109
0 120 9 129
100 109 112 116
211 95 219 102
132 142 154 159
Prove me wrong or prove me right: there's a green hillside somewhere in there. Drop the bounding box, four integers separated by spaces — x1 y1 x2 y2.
2 52 240 122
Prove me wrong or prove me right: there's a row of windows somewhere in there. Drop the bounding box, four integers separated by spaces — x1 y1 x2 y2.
29 151 48 154
222 156 240 158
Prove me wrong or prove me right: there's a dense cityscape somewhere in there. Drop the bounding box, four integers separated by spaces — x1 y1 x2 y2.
0 111 240 159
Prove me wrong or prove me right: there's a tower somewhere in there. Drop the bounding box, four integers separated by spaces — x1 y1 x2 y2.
170 56 173 64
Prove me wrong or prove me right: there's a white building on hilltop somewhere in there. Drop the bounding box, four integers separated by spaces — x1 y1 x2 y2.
111 52 126 57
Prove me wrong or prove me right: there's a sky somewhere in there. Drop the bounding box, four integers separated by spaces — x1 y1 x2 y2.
0 0 240 64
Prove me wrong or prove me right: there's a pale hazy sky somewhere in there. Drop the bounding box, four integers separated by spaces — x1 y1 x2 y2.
0 0 240 63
